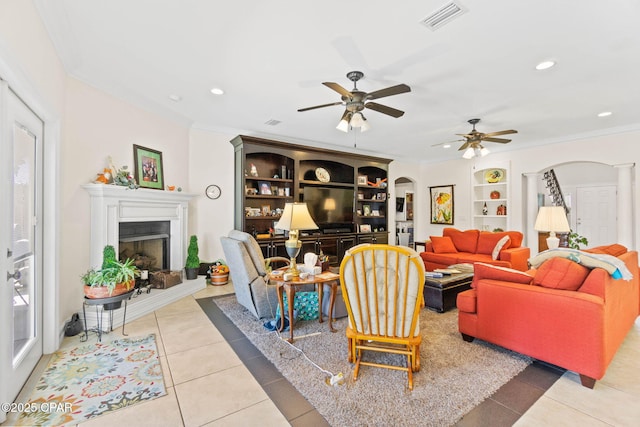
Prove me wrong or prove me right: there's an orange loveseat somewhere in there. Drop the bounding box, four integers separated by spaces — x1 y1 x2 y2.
457 244 640 388
419 228 530 272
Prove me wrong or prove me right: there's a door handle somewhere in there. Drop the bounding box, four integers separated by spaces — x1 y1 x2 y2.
7 270 21 281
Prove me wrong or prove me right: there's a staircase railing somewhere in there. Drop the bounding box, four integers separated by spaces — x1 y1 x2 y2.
542 169 569 214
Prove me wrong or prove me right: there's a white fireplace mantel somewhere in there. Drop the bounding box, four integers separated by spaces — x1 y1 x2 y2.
82 184 203 328
83 183 195 270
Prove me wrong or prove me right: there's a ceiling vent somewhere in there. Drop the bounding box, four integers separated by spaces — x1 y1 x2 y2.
264 119 281 126
420 1 467 30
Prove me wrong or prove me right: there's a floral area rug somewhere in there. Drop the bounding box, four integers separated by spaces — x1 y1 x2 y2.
14 334 166 426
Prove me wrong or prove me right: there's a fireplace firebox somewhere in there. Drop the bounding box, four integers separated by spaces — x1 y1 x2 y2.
118 221 170 272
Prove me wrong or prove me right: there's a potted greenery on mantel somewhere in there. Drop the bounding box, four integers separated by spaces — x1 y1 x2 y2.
82 245 138 300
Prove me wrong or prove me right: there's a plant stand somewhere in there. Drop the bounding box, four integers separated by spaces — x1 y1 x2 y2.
81 290 135 342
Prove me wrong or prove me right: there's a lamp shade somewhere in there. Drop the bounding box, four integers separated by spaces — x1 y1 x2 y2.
462 147 475 159
274 202 318 231
534 206 570 233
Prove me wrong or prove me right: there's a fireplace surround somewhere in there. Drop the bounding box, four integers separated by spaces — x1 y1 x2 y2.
83 184 202 327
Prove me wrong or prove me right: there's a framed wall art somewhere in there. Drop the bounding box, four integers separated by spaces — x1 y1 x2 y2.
430 185 454 225
133 145 164 190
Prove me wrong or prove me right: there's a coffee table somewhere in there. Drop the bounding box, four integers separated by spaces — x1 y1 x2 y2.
424 272 474 313
269 271 340 342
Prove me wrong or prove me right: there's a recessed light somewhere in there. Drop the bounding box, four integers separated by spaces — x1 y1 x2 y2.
535 60 556 70
210 87 224 95
168 94 182 102
597 111 612 117
443 144 451 148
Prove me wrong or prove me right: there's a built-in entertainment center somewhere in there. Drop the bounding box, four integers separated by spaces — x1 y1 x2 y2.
231 135 391 265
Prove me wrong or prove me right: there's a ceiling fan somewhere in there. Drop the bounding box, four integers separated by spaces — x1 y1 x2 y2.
434 118 518 158
298 71 411 132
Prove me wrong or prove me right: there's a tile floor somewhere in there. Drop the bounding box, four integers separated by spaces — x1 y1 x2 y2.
5 282 640 426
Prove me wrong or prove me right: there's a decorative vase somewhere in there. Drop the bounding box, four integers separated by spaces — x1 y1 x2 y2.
210 273 229 286
84 280 134 299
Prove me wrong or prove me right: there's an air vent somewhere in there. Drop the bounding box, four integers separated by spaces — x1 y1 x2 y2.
420 1 467 30
264 119 281 126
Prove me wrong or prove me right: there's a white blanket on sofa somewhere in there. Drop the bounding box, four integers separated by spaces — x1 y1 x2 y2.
529 248 632 280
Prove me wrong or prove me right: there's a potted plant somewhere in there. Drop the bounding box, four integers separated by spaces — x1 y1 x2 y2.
209 259 230 285
567 230 589 249
82 245 138 301
185 235 200 280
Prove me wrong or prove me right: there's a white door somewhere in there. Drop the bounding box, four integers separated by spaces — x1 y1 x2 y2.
576 185 617 248
0 81 44 416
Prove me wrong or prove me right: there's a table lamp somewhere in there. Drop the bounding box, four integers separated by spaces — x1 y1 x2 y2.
534 206 570 249
274 203 318 277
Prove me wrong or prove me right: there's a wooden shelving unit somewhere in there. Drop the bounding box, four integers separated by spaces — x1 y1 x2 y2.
231 135 391 265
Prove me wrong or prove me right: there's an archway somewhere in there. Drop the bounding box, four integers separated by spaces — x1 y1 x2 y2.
394 177 416 247
524 161 634 253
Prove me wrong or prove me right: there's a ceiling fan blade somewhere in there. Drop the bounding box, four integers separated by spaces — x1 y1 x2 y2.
483 129 518 137
458 141 471 151
366 84 411 100
322 82 353 98
365 102 405 118
482 137 512 143
297 101 343 112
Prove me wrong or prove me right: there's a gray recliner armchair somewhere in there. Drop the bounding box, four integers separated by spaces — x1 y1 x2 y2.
220 230 290 319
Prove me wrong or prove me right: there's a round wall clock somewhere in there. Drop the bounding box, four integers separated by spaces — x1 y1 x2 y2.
205 184 222 199
315 167 331 183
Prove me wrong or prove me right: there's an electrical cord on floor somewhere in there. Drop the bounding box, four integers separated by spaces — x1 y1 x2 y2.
263 279 344 386
279 334 345 386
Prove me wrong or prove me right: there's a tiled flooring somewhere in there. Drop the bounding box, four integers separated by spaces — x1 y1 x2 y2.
5 282 640 426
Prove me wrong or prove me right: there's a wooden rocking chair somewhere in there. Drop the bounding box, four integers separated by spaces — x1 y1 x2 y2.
339 244 425 390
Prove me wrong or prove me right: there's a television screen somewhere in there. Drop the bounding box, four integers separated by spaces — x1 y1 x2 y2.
301 187 354 230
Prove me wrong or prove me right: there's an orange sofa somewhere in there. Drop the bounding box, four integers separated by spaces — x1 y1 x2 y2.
457 245 640 388
419 228 530 272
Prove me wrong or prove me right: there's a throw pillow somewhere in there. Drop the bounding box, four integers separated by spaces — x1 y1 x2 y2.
584 244 627 257
533 257 590 291
443 228 479 253
471 262 533 288
492 235 511 260
430 236 458 253
476 231 510 255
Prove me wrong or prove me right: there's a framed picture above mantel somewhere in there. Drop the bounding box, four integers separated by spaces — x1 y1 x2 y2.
133 145 164 190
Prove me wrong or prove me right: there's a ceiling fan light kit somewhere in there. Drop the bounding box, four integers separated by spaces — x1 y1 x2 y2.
299 71 410 133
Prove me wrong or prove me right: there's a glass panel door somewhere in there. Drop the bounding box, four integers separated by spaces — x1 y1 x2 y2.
12 121 37 361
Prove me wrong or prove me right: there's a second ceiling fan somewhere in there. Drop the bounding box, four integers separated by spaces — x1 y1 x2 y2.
435 118 518 158
298 71 411 132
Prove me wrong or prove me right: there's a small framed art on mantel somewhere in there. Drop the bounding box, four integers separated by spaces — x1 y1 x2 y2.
133 145 164 190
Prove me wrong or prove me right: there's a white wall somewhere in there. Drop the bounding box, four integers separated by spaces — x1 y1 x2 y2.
418 132 639 250
188 127 235 262
1 1 193 337
63 78 190 323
